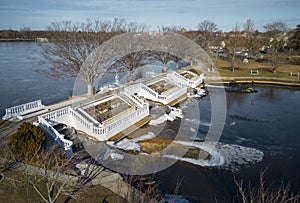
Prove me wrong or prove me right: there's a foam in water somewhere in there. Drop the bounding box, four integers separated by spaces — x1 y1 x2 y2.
149 106 183 125
164 141 264 170
106 132 155 152
131 132 156 142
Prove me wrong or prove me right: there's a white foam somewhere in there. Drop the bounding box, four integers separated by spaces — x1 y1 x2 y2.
149 106 183 125
106 132 156 152
131 132 156 142
115 138 141 151
187 88 207 98
190 127 196 132
166 141 264 170
110 152 124 160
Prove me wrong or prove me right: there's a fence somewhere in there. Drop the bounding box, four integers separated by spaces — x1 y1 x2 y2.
3 100 45 120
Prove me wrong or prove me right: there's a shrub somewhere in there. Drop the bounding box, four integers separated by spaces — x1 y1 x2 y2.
8 122 46 162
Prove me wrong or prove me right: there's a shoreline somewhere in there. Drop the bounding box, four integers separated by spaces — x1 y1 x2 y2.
0 39 36 42
207 76 300 88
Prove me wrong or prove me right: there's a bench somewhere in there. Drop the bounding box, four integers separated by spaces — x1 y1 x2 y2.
289 72 299 77
250 70 259 75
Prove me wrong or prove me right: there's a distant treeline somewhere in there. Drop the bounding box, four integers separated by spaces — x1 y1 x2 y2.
0 30 47 40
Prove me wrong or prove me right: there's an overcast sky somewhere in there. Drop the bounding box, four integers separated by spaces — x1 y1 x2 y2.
0 0 299 31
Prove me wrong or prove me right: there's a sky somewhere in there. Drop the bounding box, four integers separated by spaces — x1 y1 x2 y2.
0 0 299 31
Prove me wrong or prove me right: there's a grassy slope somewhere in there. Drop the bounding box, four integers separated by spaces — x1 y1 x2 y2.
0 168 127 203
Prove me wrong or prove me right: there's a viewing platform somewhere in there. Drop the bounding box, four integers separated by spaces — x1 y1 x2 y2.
125 77 187 106
168 68 205 88
38 92 150 142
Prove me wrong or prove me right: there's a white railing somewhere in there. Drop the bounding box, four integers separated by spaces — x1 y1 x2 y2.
124 83 141 95
89 103 149 140
167 86 187 102
41 107 69 121
140 84 158 98
69 107 93 132
130 94 143 106
188 73 205 88
3 100 45 120
39 102 149 141
173 72 189 81
38 117 73 154
97 103 149 140
157 86 187 104
168 71 204 88
76 107 100 126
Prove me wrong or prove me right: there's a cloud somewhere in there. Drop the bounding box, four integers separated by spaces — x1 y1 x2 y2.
0 0 299 30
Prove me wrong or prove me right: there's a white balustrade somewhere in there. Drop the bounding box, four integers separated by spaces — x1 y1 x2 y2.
124 83 141 95
168 71 204 88
3 100 45 120
141 84 158 98
38 117 73 153
76 107 100 126
38 88 150 141
69 108 93 131
41 107 70 123
129 93 144 107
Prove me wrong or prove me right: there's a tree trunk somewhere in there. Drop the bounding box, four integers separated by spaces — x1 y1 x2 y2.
163 63 167 73
231 54 235 72
87 82 93 97
129 71 133 81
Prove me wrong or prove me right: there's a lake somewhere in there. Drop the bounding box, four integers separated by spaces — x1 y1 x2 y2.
0 43 299 202
155 86 300 202
0 42 74 116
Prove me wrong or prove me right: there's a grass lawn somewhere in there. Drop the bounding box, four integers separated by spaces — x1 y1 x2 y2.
212 59 300 81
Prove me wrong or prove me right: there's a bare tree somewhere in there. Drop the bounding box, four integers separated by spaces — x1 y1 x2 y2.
243 19 255 54
234 171 299 203
263 21 288 73
197 20 218 50
264 21 288 35
160 25 182 32
126 22 148 33
113 51 151 81
152 51 178 73
225 23 243 72
21 151 74 203
151 32 184 72
40 19 127 96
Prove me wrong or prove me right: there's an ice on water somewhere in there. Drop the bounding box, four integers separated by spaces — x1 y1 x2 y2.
165 141 264 171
